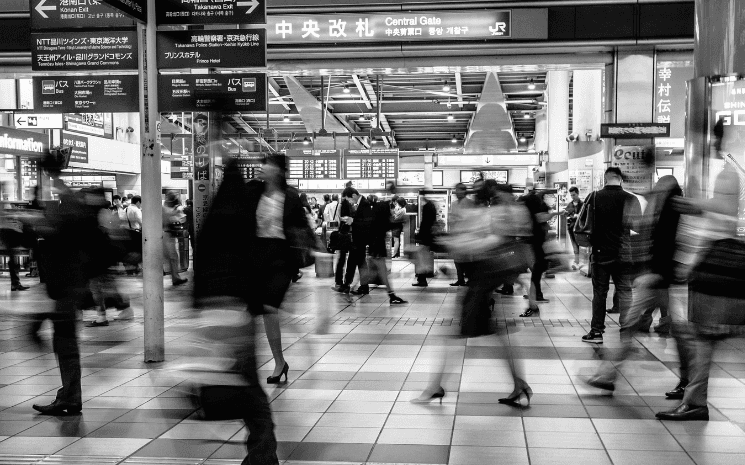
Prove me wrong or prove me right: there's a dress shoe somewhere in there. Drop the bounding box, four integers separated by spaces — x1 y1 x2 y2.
351 286 369 296
173 278 188 286
450 281 466 287
33 401 82 415
389 294 407 305
585 375 616 392
656 404 709 421
11 284 29 291
665 379 688 400
606 308 620 314
85 320 109 328
412 281 428 287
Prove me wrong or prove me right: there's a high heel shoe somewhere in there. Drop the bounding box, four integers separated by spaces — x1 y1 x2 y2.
411 387 445 404
498 386 533 408
267 362 289 384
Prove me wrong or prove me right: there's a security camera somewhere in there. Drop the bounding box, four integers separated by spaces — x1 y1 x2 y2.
566 133 579 142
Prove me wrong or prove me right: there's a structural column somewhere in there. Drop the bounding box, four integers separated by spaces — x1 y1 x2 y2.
423 153 434 189
546 70 570 184
139 0 165 362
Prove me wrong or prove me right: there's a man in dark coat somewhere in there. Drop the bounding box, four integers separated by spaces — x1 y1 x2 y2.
413 196 437 287
340 187 372 295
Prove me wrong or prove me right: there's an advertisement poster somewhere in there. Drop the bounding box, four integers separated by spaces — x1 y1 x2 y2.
460 170 508 184
655 62 694 140
611 145 655 194
64 113 113 138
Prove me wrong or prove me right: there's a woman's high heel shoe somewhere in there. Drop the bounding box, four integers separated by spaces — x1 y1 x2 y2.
267 362 289 384
498 387 533 408
411 387 446 404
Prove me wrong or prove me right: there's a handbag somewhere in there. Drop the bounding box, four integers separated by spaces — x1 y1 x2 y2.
573 192 595 248
689 238 745 326
328 230 352 252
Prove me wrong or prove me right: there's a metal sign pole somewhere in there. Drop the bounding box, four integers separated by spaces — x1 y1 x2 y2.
139 0 165 363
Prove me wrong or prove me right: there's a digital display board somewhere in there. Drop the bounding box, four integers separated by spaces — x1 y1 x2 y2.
287 149 342 180
345 148 399 179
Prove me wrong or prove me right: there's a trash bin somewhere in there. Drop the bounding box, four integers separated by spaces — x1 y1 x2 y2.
177 230 190 272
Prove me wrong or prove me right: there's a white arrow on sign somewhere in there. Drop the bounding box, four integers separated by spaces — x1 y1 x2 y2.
35 0 57 19
237 0 260 15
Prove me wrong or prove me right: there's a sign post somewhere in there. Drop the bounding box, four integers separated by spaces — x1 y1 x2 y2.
137 0 164 363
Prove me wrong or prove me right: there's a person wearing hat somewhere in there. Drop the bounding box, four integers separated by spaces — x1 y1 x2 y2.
163 191 188 286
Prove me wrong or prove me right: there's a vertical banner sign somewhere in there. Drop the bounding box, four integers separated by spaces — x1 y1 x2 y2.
611 146 655 194
193 113 210 239
655 62 694 139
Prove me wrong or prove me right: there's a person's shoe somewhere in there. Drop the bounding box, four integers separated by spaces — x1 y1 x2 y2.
656 404 709 421
665 379 688 400
11 284 29 291
33 401 82 416
332 284 343 292
606 308 620 314
114 308 134 321
267 362 289 384
519 307 539 318
654 316 672 334
450 281 466 287
495 287 513 296
585 375 616 392
536 297 549 303
571 262 580 271
582 330 604 344
498 386 533 408
411 386 445 404
173 278 188 286
351 285 369 296
412 281 428 287
85 320 109 327
389 294 407 305
292 271 303 283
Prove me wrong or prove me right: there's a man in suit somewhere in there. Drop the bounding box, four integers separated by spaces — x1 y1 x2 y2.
340 187 372 295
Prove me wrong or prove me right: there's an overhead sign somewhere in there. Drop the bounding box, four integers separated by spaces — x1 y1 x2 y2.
601 123 671 139
236 157 262 180
30 0 135 30
170 155 194 180
31 30 138 71
62 131 89 164
0 127 49 156
158 73 267 112
655 63 693 140
100 0 146 23
345 148 399 179
157 0 266 26
65 113 113 138
286 149 342 180
157 29 266 69
437 154 539 167
269 10 514 44
13 113 63 129
33 75 139 113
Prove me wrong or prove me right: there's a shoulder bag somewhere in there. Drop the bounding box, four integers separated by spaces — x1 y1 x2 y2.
689 237 745 326
573 192 595 248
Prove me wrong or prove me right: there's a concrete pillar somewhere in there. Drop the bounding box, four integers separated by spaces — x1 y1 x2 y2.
547 70 570 183
423 153 433 189
572 70 603 141
534 110 548 153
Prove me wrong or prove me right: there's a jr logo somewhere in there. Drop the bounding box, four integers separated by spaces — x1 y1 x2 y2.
489 22 507 36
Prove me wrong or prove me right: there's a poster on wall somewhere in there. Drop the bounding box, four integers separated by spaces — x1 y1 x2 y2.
569 170 592 194
398 170 443 186
611 145 655 194
460 170 508 184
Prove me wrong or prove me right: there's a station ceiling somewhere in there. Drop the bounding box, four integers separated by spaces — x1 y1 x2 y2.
222 71 560 154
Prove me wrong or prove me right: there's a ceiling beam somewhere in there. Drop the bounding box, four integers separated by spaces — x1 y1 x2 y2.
230 116 276 152
455 72 464 109
268 77 291 111
352 74 373 110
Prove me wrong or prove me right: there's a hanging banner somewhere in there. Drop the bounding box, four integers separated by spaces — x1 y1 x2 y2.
611 145 655 194
157 0 266 26
158 74 267 112
31 30 138 71
30 0 135 30
62 131 89 164
100 0 146 23
601 123 671 139
33 75 139 113
157 29 266 69
654 62 693 140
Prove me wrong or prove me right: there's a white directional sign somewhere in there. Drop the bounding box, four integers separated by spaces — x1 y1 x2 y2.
30 0 135 30
14 113 63 129
157 0 266 25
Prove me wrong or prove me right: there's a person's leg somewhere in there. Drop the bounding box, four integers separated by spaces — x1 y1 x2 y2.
680 329 716 408
669 320 694 391
568 230 580 265
334 250 347 286
613 264 634 328
8 248 21 288
163 236 182 283
262 309 286 378
590 262 611 333
242 385 280 465
89 277 108 324
454 262 466 285
392 231 401 257
343 247 362 287
530 246 546 300
654 288 672 333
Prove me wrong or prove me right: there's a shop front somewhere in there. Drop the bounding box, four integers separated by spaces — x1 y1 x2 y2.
0 126 48 203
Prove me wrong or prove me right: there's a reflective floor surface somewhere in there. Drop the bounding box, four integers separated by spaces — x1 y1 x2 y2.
0 260 744 465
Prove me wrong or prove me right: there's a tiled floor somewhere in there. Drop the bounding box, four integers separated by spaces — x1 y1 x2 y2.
1 260 744 465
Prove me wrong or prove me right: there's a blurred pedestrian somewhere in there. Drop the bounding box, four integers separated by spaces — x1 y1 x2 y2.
518 187 551 314
0 206 29 291
163 192 188 286
184 199 195 252
449 183 473 286
564 187 584 269
413 195 437 287
340 187 372 296
390 197 406 259
581 167 641 344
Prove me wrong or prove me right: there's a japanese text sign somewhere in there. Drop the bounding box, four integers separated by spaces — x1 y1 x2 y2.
600 123 671 139
286 149 342 180
30 0 135 30
157 0 266 26
269 10 512 44
62 131 89 164
611 145 655 194
32 75 139 113
31 30 138 71
654 63 693 140
157 29 266 69
158 74 267 112
345 148 399 179
100 0 146 23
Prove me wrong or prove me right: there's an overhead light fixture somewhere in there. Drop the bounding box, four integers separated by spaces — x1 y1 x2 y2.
447 113 455 121
451 135 458 143
283 114 290 123
359 114 365 122
528 79 536 90
524 113 531 119
371 138 378 145
519 136 527 143
442 81 451 92
302 137 310 145
343 85 351 94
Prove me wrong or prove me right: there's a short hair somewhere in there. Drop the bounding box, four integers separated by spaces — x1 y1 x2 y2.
342 187 359 199
186 199 193 206
396 197 407 207
113 195 122 201
345 181 353 188
455 182 466 190
131 195 142 205
332 194 339 201
569 187 579 194
127 193 134 199
605 167 623 179
323 194 331 202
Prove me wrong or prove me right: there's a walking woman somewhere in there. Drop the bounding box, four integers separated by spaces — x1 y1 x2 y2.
413 181 535 406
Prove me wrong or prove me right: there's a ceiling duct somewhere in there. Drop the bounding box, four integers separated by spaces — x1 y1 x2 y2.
464 72 516 154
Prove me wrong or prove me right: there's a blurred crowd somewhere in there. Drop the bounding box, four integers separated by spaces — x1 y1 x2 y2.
2 123 744 463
